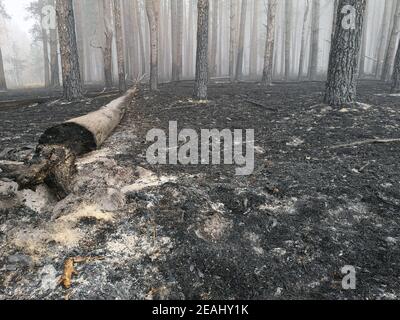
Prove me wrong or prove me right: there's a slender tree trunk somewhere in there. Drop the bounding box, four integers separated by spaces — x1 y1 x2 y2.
249 0 259 78
262 0 278 86
235 0 247 80
42 28 50 87
74 0 86 83
146 0 159 91
171 0 183 81
375 0 392 78
0 47 7 91
358 0 369 78
229 0 237 81
103 0 114 88
324 0 367 106
194 0 209 100
56 0 83 101
209 0 218 77
382 0 400 82
298 0 310 80
309 0 320 80
391 37 400 92
284 0 292 81
49 27 60 88
113 0 126 92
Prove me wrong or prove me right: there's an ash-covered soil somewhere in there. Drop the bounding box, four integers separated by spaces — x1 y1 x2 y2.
0 81 399 300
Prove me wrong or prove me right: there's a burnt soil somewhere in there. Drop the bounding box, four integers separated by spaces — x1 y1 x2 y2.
0 81 399 300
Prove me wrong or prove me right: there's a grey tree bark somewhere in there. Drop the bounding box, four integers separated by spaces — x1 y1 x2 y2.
56 0 83 101
171 0 183 81
103 0 114 88
309 0 320 80
49 27 60 88
298 0 310 80
209 0 218 78
194 0 209 100
113 0 126 92
284 0 292 81
146 0 160 91
262 0 278 86
382 0 400 81
324 0 367 106
235 0 248 80
391 38 400 92
0 47 6 90
229 0 238 81
375 0 392 78
249 0 259 78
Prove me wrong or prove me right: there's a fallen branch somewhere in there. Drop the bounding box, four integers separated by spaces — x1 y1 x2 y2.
6 87 138 198
332 138 400 149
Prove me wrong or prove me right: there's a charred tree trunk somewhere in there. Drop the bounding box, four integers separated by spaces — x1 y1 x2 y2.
284 0 292 81
235 0 247 80
358 0 369 78
171 0 183 81
382 0 400 82
375 0 392 78
309 0 320 80
194 0 209 100
324 0 367 106
113 0 126 92
209 0 218 78
136 0 146 77
74 0 86 83
49 27 60 88
146 0 160 91
298 0 310 80
42 28 51 88
262 0 277 86
249 0 259 78
103 0 114 89
56 0 83 101
0 47 7 91
391 38 400 92
229 0 238 81
4 88 138 199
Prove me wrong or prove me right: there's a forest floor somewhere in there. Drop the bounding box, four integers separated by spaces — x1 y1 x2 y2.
0 81 399 300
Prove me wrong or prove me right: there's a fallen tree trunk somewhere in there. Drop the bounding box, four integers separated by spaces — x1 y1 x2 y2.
1 87 138 199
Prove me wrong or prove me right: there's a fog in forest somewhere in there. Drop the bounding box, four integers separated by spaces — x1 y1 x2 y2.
0 0 397 89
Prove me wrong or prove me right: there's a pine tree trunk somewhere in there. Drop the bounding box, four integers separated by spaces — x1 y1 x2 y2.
229 0 237 81
113 0 126 92
382 0 400 82
0 47 7 91
74 0 86 83
146 0 159 91
358 0 369 78
209 0 218 77
235 0 247 80
298 0 310 80
375 0 392 78
284 0 292 81
309 0 320 80
56 0 83 101
324 0 367 106
171 0 183 81
49 27 60 88
249 0 259 78
194 0 209 100
42 29 50 88
103 0 114 88
391 37 400 92
262 0 277 86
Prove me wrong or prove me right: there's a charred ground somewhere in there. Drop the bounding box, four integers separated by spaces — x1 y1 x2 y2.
0 81 399 300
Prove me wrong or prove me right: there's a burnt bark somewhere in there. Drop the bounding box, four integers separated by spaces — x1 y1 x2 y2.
209 0 218 78
0 47 6 91
324 0 367 106
391 38 400 92
194 0 209 100
249 0 260 78
229 0 238 81
56 0 83 101
103 0 114 89
49 27 60 88
262 0 277 86
235 0 247 80
298 0 310 80
171 0 183 81
309 0 320 80
146 0 160 91
113 0 126 92
284 0 292 81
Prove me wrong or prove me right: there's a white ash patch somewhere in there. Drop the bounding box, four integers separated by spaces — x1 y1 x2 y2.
121 167 177 193
258 197 298 215
195 213 233 242
286 137 305 147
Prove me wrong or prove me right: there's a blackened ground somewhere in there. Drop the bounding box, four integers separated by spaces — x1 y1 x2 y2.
0 81 399 300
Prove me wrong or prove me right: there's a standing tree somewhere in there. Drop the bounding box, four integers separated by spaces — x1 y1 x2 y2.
146 0 160 91
103 0 114 88
309 0 320 80
249 0 260 78
229 0 238 81
49 0 60 88
209 0 218 77
235 0 247 80
262 0 278 86
324 0 367 106
171 0 183 81
56 0 83 100
298 0 310 80
382 0 400 82
113 0 126 92
0 0 9 91
194 0 209 100
375 0 392 78
391 38 400 92
284 0 292 81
